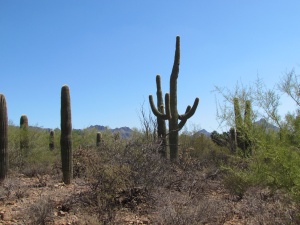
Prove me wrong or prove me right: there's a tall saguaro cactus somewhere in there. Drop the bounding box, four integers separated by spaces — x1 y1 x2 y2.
149 36 199 160
60 85 73 184
20 114 29 155
0 94 8 181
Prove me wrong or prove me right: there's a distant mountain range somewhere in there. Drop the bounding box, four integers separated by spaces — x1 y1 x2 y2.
196 118 279 138
197 129 211 137
254 118 280 131
86 118 280 139
87 125 133 138
27 118 279 139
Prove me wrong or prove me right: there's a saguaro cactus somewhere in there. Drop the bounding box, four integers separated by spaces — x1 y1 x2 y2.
96 132 102 147
0 94 8 181
233 98 252 156
244 100 252 154
244 100 252 129
49 130 55 150
20 114 29 154
60 85 73 184
154 75 167 157
149 36 199 160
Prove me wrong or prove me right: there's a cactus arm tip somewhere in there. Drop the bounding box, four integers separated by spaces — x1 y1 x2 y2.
165 93 172 120
149 94 171 120
178 97 199 120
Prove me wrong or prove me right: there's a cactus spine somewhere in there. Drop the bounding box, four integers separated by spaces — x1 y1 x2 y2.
49 130 55 150
60 85 73 184
149 36 199 160
20 114 29 155
0 94 8 181
96 132 102 147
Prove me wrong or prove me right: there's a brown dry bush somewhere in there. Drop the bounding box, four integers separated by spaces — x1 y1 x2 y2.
70 136 174 223
70 126 206 221
0 178 29 201
26 197 54 225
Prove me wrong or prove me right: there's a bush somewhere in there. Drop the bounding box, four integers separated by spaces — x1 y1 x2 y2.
26 197 54 225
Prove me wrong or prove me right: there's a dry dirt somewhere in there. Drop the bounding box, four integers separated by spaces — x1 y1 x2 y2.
0 172 298 225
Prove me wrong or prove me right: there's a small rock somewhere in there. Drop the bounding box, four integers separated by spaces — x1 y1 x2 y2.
58 210 66 217
0 211 12 221
141 217 150 224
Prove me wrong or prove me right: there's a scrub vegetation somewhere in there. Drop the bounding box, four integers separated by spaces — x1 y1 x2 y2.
1 37 300 224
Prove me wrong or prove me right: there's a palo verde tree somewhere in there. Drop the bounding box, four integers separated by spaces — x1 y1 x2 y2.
0 94 8 181
149 36 199 160
60 85 73 184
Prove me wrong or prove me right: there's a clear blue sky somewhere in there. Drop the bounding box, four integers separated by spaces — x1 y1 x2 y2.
1 1 300 132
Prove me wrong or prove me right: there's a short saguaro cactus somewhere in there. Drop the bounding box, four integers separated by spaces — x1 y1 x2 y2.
60 85 73 184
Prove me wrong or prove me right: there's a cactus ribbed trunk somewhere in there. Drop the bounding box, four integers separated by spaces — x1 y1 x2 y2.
155 75 167 158
0 94 8 181
169 36 180 160
96 132 102 147
60 85 73 184
149 36 199 161
20 115 29 156
233 98 243 152
244 100 252 155
49 130 55 150
233 98 253 156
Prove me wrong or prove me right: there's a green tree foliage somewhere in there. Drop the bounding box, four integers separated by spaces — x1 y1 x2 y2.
215 70 300 201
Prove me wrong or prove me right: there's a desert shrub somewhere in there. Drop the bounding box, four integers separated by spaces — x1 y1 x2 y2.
222 167 250 199
247 144 300 199
0 178 29 201
7 124 60 176
179 132 230 169
154 195 231 225
26 197 54 225
71 133 175 223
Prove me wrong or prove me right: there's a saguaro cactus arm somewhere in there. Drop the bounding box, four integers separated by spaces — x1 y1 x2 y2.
233 97 243 128
178 97 200 120
149 93 171 120
178 105 191 130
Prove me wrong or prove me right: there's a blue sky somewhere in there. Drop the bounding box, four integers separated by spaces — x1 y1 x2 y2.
1 1 300 132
